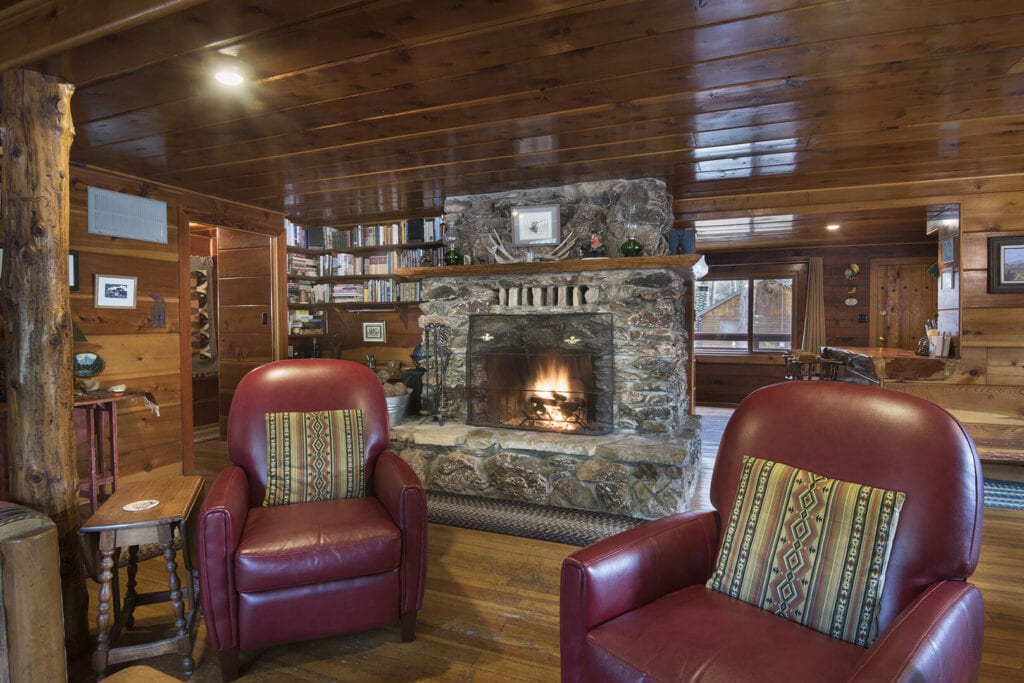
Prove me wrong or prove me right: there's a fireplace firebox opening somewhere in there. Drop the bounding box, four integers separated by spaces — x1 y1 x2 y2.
466 313 614 435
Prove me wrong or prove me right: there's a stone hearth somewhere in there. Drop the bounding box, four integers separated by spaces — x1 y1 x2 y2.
391 256 707 519
391 419 700 519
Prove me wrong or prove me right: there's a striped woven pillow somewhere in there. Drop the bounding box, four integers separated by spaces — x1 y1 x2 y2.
263 409 366 507
707 456 905 647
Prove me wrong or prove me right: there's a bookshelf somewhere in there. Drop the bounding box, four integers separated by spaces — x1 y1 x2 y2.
285 219 444 307
284 218 444 357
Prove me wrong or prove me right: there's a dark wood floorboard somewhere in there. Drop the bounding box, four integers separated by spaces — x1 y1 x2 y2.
68 407 1023 681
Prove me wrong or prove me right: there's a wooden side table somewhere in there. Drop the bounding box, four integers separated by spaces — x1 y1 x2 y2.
79 476 203 679
74 389 155 514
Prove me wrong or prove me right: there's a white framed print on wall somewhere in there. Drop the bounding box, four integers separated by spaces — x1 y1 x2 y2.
362 321 386 343
94 274 137 309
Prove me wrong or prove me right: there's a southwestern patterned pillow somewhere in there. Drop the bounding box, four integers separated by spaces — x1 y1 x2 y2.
263 409 366 507
707 456 905 647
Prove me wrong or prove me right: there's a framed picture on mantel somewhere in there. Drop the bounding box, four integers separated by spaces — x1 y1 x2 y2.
987 235 1024 293
511 204 560 247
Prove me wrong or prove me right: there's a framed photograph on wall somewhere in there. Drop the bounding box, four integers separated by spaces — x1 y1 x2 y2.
362 321 386 343
988 236 1024 293
940 237 955 266
69 250 80 291
511 204 560 247
94 274 137 308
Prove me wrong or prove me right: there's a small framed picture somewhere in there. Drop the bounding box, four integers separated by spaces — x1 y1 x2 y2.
511 204 560 247
940 237 955 265
988 236 1024 293
94 274 137 308
69 250 80 291
362 321 386 343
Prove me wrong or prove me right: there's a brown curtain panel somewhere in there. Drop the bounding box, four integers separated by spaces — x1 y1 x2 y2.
802 256 826 353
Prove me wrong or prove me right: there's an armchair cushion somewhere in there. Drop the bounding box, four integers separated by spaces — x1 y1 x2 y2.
235 496 401 593
264 409 366 506
586 584 865 681
707 456 906 647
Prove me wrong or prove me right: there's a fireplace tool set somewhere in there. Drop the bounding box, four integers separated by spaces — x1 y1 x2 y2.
421 323 451 425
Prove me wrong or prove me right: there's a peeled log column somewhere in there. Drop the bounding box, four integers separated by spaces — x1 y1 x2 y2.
0 68 88 656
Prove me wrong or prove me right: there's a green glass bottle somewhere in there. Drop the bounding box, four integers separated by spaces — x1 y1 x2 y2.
443 248 462 265
440 219 461 265
620 232 643 257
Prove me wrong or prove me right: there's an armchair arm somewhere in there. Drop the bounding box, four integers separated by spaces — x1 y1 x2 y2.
373 450 427 613
849 581 984 683
197 466 251 652
560 509 720 676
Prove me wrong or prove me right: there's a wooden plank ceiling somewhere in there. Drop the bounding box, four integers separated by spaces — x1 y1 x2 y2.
2 0 1022 250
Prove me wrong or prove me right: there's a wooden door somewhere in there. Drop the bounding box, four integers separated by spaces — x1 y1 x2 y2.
869 257 937 350
216 228 275 437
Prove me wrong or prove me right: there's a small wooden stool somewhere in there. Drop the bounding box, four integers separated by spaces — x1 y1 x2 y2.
79 476 203 679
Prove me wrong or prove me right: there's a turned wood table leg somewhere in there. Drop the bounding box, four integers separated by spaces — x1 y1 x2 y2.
93 537 116 679
125 545 139 628
162 534 193 677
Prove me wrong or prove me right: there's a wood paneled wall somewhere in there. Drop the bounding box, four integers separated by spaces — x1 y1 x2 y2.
331 308 423 368
681 177 1024 463
67 167 283 478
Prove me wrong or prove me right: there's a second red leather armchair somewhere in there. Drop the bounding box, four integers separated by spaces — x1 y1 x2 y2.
561 381 984 682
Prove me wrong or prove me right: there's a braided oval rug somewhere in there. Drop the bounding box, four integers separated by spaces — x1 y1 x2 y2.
426 491 645 547
983 478 1024 511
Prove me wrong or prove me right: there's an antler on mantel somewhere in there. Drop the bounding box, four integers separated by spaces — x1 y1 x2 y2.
486 230 578 263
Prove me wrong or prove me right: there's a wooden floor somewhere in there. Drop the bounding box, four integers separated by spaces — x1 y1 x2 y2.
68 407 1023 681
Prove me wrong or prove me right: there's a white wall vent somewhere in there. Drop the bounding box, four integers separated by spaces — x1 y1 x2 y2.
87 186 168 243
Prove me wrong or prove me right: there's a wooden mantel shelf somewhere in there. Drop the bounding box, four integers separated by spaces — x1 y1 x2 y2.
395 254 708 281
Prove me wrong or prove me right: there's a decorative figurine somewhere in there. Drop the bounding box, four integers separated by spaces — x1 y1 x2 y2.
581 230 607 258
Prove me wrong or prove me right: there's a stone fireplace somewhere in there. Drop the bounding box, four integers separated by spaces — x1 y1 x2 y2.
390 256 707 519
388 176 703 519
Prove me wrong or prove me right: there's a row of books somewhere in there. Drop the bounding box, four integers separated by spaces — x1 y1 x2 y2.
288 280 423 304
284 217 445 249
287 309 324 335
286 252 319 278
289 247 444 278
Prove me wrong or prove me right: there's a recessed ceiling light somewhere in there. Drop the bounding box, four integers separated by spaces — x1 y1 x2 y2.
214 67 244 86
826 223 841 231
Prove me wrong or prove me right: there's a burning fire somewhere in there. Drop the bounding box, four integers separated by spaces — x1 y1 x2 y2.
526 358 585 430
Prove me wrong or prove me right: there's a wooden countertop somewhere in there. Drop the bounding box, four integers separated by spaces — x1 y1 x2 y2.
824 346 958 381
824 346 924 360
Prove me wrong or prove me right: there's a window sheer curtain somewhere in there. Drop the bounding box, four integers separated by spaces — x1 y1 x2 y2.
801 256 826 353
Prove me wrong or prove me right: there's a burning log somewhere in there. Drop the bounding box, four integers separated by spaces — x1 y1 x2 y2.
524 391 587 429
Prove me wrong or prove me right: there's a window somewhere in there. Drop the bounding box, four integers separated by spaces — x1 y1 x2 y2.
695 264 805 353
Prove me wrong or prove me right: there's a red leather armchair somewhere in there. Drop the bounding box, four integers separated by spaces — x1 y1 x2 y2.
197 359 426 681
561 381 984 682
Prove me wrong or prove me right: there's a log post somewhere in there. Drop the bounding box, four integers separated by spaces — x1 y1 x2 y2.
0 68 89 657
